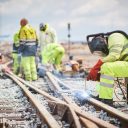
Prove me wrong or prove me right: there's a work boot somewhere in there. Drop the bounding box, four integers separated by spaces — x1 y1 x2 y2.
90 94 101 100
101 99 113 107
91 94 114 107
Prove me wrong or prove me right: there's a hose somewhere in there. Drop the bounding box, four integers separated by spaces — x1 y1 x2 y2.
116 78 126 99
114 78 127 105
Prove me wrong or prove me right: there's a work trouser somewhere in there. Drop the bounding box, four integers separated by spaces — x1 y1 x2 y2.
12 53 20 75
22 56 37 81
98 61 128 99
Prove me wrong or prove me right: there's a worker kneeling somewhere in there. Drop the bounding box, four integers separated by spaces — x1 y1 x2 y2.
41 43 65 74
86 30 128 106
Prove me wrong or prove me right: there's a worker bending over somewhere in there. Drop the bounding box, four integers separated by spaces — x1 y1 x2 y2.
42 43 65 72
39 23 57 60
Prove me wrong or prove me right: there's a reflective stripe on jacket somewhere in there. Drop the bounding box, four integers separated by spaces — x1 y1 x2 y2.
19 24 38 56
99 61 128 99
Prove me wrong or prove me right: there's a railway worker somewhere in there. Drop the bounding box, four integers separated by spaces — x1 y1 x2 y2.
39 23 57 61
0 53 3 63
86 30 128 105
42 43 65 72
12 32 21 75
19 18 38 81
67 55 80 72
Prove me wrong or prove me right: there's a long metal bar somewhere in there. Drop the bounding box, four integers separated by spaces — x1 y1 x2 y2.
79 117 99 128
49 72 128 126
5 70 81 128
46 72 117 128
48 100 81 128
6 73 61 128
4 69 125 128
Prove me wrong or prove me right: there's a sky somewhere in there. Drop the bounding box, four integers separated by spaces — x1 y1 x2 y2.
0 0 128 42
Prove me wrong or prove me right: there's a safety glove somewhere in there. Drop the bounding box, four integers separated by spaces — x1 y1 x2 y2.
87 59 103 81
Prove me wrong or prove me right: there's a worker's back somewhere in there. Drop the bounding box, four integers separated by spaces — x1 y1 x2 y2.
103 32 128 62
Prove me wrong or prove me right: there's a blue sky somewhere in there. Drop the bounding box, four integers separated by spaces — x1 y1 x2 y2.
0 0 128 42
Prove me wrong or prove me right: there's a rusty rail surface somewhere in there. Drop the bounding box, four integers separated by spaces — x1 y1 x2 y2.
6 72 61 128
3 62 128 128
4 70 115 128
5 70 83 128
47 72 128 128
46 72 117 128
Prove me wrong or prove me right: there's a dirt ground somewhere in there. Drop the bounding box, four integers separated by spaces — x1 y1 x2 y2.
0 41 99 68
62 42 100 68
0 42 12 63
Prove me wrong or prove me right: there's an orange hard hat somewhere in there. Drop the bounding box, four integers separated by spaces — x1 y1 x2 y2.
20 18 28 26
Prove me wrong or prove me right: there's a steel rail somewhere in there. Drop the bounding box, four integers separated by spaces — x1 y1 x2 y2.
4 69 104 128
5 70 81 128
46 71 117 128
49 71 128 127
5 72 61 128
79 116 99 128
3 67 120 128
47 100 81 128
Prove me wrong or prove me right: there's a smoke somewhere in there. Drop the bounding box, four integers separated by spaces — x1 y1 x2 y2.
73 90 90 105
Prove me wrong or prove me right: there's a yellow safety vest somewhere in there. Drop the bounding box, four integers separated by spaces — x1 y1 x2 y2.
13 32 20 47
19 24 37 42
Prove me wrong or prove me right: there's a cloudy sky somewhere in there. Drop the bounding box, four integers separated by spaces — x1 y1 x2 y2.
0 0 128 42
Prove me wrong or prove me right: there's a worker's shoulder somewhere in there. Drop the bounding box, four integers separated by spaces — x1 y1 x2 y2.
109 32 126 39
21 24 35 30
47 27 56 33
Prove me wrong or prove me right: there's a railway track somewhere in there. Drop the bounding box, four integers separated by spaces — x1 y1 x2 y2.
2 70 126 127
46 72 128 128
0 77 48 127
4 72 82 128
0 60 127 128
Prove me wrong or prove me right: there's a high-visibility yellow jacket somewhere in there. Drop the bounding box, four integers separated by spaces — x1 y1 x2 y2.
19 24 38 56
42 43 64 65
39 25 57 51
13 32 20 53
13 32 19 47
19 24 37 42
102 33 128 62
99 32 128 99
